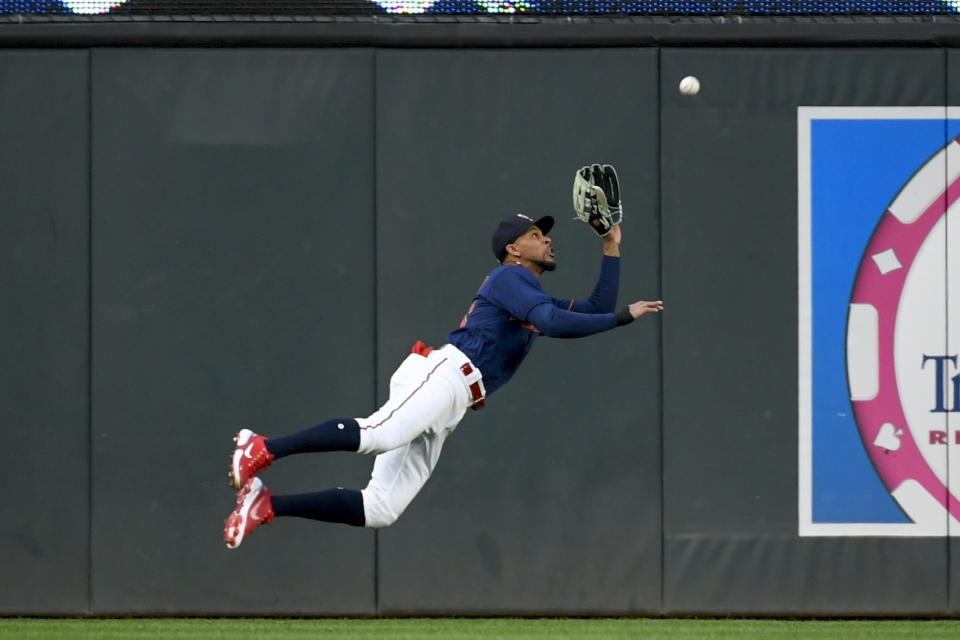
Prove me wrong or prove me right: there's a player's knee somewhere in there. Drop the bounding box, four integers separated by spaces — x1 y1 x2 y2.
362 501 401 529
357 419 412 456
364 510 398 529
360 487 406 529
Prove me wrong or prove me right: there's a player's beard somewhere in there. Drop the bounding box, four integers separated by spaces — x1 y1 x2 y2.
533 258 556 272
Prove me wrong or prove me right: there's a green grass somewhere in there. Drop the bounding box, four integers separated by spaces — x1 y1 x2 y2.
2 618 960 640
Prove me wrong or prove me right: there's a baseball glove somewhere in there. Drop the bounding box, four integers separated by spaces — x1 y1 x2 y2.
572 164 622 237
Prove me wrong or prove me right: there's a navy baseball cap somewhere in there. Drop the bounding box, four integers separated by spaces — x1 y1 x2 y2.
491 214 555 263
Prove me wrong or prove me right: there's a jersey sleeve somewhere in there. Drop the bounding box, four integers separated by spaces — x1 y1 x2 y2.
482 265 620 338
553 255 621 314
526 302 618 338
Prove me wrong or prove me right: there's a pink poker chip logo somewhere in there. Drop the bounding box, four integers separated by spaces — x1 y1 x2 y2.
847 136 960 528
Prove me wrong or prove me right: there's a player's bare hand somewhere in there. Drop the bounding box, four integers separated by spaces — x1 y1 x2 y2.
628 299 663 319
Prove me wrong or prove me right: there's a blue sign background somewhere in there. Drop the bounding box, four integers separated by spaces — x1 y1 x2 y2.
810 117 960 523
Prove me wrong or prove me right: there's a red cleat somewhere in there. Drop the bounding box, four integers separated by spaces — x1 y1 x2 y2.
229 428 274 490
224 477 274 550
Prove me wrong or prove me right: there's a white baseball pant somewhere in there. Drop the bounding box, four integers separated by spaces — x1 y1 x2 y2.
356 344 485 528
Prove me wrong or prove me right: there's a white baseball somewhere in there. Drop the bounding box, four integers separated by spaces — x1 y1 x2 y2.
679 75 700 96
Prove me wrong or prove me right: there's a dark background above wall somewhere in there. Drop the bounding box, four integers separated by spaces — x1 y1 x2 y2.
4 16 960 47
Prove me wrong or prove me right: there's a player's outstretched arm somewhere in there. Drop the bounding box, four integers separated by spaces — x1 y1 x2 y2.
626 299 663 319
561 224 622 314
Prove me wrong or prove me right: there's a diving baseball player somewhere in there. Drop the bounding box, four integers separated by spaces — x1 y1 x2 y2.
224 164 663 548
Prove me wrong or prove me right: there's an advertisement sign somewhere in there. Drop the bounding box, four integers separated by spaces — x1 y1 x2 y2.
799 107 960 535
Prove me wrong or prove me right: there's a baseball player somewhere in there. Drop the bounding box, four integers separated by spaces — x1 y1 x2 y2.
224 164 662 548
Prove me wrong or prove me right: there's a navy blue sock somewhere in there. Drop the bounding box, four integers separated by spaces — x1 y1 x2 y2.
271 488 365 527
265 418 360 458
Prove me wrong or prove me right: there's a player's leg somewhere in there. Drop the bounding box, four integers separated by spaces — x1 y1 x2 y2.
356 346 482 527
224 476 364 549
224 427 452 547
229 419 360 489
357 352 467 455
228 351 462 489
225 347 475 544
361 428 449 529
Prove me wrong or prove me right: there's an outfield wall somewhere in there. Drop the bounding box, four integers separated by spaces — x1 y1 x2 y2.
2 43 959 616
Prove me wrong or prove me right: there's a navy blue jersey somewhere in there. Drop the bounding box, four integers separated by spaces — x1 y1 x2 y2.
448 255 621 395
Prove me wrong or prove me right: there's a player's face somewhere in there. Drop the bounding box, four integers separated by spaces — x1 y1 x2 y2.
512 225 556 271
